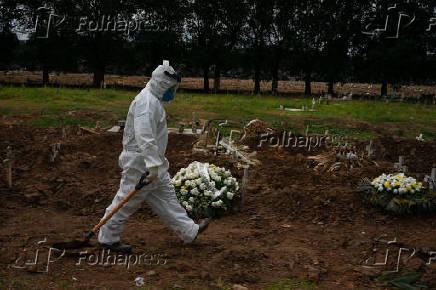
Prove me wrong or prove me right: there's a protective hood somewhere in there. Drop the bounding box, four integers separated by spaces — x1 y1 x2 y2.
145 60 180 100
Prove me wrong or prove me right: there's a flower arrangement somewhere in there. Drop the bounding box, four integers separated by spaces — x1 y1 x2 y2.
171 162 240 219
359 173 436 214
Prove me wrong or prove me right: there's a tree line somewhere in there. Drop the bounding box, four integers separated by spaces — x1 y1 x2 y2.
1 0 436 96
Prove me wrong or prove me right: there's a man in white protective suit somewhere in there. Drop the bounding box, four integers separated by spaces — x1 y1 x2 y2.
98 60 210 253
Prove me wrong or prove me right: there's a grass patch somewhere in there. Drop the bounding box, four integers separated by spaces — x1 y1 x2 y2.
267 278 317 290
1 87 435 139
307 124 379 139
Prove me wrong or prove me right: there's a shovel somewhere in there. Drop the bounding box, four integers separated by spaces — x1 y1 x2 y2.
52 171 149 250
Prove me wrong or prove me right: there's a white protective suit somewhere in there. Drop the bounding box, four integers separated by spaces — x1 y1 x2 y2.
98 61 199 245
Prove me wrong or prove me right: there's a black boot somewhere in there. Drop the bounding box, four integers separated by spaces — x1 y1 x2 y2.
100 241 132 253
198 218 210 234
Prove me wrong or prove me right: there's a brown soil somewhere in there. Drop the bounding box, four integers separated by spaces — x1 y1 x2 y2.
0 121 435 289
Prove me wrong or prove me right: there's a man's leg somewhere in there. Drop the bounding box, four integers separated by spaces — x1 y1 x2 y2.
98 168 150 245
145 175 199 243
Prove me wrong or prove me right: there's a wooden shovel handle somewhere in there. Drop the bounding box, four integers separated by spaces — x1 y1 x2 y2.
92 187 138 233
92 171 149 233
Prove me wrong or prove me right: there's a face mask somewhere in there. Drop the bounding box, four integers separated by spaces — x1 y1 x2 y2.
162 88 175 103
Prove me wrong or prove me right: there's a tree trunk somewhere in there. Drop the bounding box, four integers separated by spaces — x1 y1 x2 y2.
304 72 312 96
381 80 388 96
254 64 261 95
42 65 49 86
93 65 105 88
203 64 209 93
328 81 334 95
213 64 221 93
271 65 278 95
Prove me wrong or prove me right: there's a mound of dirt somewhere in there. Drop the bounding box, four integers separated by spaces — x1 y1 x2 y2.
1 123 435 289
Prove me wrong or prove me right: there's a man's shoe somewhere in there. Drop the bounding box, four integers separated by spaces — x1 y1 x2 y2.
99 242 132 253
184 218 210 244
198 218 210 235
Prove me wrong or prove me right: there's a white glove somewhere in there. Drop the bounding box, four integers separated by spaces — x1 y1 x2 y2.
145 166 158 184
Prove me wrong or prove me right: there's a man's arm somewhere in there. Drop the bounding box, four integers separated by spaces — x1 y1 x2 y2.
134 101 163 181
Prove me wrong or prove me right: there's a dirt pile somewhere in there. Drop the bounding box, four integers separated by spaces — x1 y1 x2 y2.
0 123 435 289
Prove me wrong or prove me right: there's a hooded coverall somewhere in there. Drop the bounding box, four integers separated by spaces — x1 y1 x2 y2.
98 62 199 245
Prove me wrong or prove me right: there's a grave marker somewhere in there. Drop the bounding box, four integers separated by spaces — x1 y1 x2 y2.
394 156 407 173
178 122 185 134
229 130 241 142
192 112 197 134
365 140 374 156
241 167 249 205
3 146 13 188
425 168 436 190
50 143 61 163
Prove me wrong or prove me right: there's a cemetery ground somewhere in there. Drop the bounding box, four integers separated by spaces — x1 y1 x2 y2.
0 87 436 289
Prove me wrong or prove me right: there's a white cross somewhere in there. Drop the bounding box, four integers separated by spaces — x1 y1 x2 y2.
394 156 407 173
50 143 61 163
365 140 374 156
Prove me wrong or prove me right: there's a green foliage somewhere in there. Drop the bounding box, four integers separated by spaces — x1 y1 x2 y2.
267 278 317 290
378 271 429 290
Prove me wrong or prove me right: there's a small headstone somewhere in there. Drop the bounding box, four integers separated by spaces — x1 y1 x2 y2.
312 98 316 110
305 125 309 136
178 122 185 134
62 127 67 139
279 105 285 110
107 126 121 133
